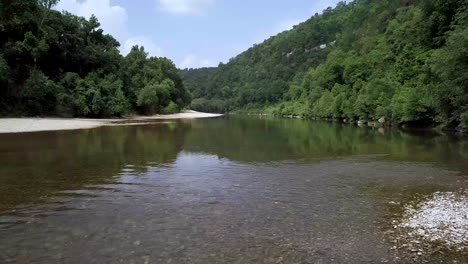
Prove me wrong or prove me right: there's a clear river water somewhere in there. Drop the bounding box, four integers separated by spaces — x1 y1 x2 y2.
0 116 467 263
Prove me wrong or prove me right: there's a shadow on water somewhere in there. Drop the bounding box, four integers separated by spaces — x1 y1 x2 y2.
0 116 467 263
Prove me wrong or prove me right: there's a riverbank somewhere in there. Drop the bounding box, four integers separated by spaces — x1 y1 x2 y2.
0 111 223 134
235 111 468 135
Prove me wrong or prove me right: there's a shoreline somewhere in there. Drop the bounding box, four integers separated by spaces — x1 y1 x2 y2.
0 111 223 134
240 112 468 136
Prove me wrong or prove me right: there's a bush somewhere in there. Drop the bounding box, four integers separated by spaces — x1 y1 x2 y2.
0 54 9 84
461 112 468 128
137 79 175 115
21 69 60 115
137 84 159 115
163 101 179 114
72 74 129 117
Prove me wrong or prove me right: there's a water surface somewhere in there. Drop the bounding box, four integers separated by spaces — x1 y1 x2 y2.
0 116 467 263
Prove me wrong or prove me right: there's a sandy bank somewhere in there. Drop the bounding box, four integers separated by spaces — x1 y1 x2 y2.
128 110 223 120
0 111 223 134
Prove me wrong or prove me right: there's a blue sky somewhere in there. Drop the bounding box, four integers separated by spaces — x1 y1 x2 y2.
55 0 345 68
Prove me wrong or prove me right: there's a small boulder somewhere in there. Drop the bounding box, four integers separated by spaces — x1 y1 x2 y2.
378 116 386 124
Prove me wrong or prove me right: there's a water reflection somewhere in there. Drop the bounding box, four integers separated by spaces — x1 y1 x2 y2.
0 116 467 263
185 116 467 168
1 116 467 214
0 123 189 214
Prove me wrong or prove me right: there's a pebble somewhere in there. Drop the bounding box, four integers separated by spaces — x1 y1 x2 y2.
397 191 468 251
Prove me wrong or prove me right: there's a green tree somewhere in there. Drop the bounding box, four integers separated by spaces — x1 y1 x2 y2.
137 84 160 115
21 68 60 115
0 0 188 117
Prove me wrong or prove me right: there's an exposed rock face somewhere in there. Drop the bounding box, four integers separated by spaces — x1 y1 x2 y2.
378 117 386 124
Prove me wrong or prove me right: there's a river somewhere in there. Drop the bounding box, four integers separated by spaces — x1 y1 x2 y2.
0 116 467 263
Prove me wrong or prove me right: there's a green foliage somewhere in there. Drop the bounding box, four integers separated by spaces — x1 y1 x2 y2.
180 67 216 99
21 68 61 115
0 0 189 117
461 112 468 128
184 0 468 128
137 84 160 115
429 12 468 123
122 47 190 113
181 2 348 105
136 79 177 115
164 101 179 114
191 98 228 113
38 0 59 10
0 55 9 84
71 74 129 117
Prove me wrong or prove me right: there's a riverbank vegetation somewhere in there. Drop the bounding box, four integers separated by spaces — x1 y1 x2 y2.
0 0 190 117
181 0 468 131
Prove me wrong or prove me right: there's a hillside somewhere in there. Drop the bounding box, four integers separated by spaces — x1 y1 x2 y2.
181 0 468 130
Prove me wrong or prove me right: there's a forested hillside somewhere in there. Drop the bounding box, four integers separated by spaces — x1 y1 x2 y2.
0 0 190 117
181 0 468 130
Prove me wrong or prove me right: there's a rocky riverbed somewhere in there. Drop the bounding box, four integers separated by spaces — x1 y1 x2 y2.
390 191 468 260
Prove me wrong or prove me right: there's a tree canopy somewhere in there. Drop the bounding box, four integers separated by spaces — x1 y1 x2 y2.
0 0 190 117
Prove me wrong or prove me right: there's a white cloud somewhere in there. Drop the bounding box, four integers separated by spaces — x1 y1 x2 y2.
158 0 215 16
55 0 129 42
179 54 216 68
55 0 162 56
123 36 163 57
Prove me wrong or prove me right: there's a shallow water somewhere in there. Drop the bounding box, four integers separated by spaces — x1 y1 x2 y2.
0 116 467 263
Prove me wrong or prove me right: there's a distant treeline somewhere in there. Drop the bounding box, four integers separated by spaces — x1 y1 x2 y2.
181 0 468 130
0 0 190 117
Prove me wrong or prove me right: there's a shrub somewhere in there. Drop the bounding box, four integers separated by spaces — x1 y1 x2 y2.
163 101 179 114
21 69 60 115
137 84 159 115
461 112 468 128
